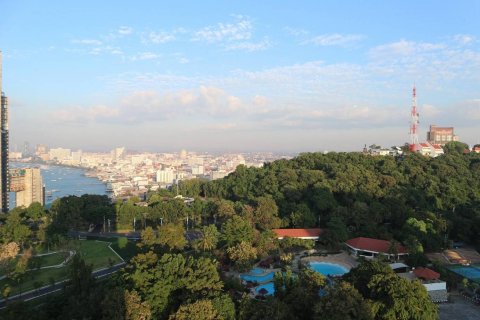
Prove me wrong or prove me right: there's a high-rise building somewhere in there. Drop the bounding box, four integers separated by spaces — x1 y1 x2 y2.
426 125 459 145
156 168 174 184
111 147 125 162
10 168 44 207
49 147 71 161
0 51 10 212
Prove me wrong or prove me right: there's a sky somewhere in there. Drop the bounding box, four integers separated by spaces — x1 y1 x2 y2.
1 0 479 153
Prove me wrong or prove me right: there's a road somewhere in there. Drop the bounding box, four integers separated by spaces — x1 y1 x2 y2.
68 229 202 242
1 228 202 309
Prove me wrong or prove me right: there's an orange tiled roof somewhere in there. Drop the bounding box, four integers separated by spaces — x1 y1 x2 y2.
345 237 407 254
272 228 323 238
413 267 440 280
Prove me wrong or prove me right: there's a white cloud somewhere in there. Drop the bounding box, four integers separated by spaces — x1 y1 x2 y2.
303 33 365 46
453 34 475 45
225 38 271 52
131 52 161 61
89 46 123 56
369 40 445 58
284 27 309 37
148 31 176 44
54 105 120 123
192 16 252 43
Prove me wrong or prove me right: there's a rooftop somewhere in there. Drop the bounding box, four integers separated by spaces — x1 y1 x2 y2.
345 237 407 254
272 228 323 239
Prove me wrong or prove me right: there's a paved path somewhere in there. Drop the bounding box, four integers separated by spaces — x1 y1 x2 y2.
0 262 125 309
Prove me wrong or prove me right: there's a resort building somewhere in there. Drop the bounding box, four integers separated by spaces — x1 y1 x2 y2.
345 237 408 260
272 228 323 240
398 267 448 303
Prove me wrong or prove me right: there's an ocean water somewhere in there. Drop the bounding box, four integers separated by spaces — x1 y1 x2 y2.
10 163 107 208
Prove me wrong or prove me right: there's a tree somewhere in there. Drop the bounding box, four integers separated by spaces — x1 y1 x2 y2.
254 197 282 230
0 242 20 275
157 223 187 251
344 260 393 297
211 293 236 320
194 224 219 252
239 296 292 320
314 282 374 320
0 211 32 246
25 202 46 220
368 273 437 320
139 226 157 250
322 215 349 250
221 215 255 248
169 300 222 320
124 290 152 320
443 141 469 154
124 252 223 318
227 241 258 271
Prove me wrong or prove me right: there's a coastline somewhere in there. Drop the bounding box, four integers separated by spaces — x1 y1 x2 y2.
11 161 108 205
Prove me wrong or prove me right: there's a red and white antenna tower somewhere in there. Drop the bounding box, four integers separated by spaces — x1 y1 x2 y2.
409 85 419 152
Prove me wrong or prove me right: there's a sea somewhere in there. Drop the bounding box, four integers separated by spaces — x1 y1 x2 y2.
10 163 107 208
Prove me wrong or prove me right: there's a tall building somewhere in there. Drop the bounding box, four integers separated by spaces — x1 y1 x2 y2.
156 168 174 184
426 125 459 145
0 51 9 212
111 146 125 162
10 168 44 207
49 147 71 161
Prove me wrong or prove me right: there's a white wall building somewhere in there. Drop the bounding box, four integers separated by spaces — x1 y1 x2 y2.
49 148 71 161
156 168 174 184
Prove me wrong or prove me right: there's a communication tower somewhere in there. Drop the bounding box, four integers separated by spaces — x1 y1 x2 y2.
409 86 419 152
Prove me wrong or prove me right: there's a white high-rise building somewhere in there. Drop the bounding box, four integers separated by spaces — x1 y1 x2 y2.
49 148 71 161
156 168 174 184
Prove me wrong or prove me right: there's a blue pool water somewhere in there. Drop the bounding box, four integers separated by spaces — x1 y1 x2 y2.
448 265 480 283
250 267 265 275
309 262 349 276
255 282 275 295
240 272 275 283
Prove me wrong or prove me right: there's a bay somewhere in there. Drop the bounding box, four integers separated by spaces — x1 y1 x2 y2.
10 163 107 208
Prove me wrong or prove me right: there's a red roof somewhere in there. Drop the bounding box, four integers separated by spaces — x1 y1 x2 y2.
345 237 407 254
272 228 323 239
420 143 430 148
413 267 440 280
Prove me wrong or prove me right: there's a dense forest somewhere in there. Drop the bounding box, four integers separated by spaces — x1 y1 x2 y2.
1 143 478 319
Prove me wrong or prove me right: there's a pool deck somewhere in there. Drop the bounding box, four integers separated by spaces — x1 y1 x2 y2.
300 251 358 270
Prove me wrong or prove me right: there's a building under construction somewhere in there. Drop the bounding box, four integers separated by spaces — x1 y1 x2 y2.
0 52 9 212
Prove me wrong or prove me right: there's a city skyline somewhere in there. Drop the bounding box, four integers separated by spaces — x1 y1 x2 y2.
1 1 480 152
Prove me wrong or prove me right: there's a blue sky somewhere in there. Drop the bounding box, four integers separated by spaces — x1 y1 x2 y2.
1 0 479 152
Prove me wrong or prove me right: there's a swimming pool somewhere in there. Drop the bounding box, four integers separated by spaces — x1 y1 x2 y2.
448 265 480 283
309 262 349 276
255 282 275 295
240 271 275 283
250 267 265 275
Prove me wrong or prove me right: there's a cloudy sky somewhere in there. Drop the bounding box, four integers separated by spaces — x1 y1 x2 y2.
1 0 479 152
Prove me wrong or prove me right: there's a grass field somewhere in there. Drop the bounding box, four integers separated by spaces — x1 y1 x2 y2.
74 240 122 270
0 240 123 297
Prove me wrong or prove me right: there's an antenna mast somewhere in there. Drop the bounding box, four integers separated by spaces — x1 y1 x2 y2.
409 85 419 152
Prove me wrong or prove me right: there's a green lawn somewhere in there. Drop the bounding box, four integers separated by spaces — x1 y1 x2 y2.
74 240 122 270
0 240 122 297
34 252 69 268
